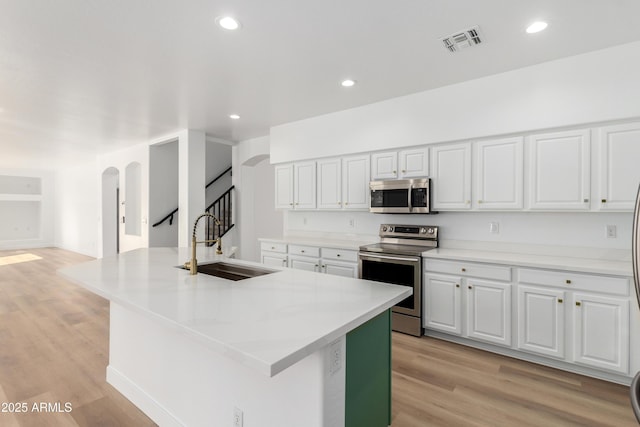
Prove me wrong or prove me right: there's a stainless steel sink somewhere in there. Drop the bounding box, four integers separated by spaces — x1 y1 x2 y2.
179 261 277 281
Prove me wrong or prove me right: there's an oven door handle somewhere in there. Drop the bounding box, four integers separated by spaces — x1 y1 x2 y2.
359 253 420 263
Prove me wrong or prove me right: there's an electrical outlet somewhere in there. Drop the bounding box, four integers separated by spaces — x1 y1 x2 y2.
233 407 243 427
329 340 342 375
606 225 617 238
348 218 355 228
489 222 499 234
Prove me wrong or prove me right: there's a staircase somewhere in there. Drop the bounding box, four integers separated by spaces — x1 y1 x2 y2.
152 166 234 244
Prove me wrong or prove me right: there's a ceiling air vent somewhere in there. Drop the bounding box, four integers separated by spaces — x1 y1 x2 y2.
441 26 482 53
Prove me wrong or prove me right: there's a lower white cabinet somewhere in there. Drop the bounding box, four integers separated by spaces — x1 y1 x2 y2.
424 260 512 347
424 258 634 380
260 241 288 267
573 292 629 374
517 285 565 359
260 240 358 278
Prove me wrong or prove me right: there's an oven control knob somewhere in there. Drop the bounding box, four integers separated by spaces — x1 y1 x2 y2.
420 227 427 234
388 226 394 232
382 226 387 232
427 227 434 234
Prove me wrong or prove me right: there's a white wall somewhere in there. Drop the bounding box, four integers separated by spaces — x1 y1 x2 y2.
233 136 282 261
149 140 179 247
205 141 233 208
54 161 100 257
271 40 640 163
0 168 54 250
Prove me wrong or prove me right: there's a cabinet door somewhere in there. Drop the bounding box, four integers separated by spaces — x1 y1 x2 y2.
342 155 370 210
274 164 294 209
528 129 590 210
424 273 462 334
474 137 523 210
289 255 320 272
430 143 472 210
294 161 316 209
399 148 429 178
517 285 565 359
317 158 342 210
261 252 288 268
573 293 629 374
598 122 640 210
371 151 398 180
466 279 512 346
322 260 358 278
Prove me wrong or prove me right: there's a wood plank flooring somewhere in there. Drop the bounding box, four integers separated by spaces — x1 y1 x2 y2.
0 247 636 426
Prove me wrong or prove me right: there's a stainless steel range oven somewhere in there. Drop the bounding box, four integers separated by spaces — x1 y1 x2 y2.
358 224 438 336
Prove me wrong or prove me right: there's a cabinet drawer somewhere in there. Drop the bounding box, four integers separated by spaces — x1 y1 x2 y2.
321 248 358 262
424 259 511 282
518 268 629 296
289 244 320 257
260 242 287 253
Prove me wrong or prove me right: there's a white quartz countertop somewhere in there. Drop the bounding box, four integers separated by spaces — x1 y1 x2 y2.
259 235 377 251
422 247 633 277
58 248 410 377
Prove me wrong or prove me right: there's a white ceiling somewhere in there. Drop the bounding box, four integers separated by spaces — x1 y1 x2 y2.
2 0 640 169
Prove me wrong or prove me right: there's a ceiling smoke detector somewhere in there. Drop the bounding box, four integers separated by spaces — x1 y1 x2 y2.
441 26 482 52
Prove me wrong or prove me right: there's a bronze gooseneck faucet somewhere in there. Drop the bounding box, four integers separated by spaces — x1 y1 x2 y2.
184 213 223 275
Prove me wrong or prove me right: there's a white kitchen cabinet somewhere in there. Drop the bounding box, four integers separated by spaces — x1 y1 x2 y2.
289 254 321 272
293 161 316 209
317 158 342 210
597 122 640 210
424 260 512 347
466 279 512 346
260 241 288 268
474 137 524 210
371 148 429 180
371 151 398 180
573 293 629 374
274 164 294 209
430 143 472 210
399 148 429 178
517 285 566 359
342 154 370 210
274 162 317 210
322 260 358 278
424 273 462 335
528 129 591 210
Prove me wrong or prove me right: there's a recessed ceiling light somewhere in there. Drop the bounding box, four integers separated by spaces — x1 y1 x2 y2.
229 114 240 120
216 16 240 30
526 21 548 34
341 79 356 87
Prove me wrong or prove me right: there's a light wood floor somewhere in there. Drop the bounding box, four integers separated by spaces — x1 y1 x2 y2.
0 248 637 426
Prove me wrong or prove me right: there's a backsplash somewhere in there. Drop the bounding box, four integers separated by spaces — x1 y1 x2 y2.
284 210 633 251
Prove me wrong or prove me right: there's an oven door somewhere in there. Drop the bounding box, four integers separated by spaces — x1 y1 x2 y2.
358 252 421 317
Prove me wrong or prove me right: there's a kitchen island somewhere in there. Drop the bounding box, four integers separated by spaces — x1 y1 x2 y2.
58 247 409 427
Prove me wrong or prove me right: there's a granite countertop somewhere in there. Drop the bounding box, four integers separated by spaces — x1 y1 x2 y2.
58 247 410 377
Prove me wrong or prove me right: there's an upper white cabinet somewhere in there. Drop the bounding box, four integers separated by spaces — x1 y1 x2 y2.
342 154 370 209
371 148 429 180
474 137 524 210
597 122 640 210
431 143 472 210
399 148 429 178
274 162 316 209
528 129 591 210
317 158 342 210
371 151 398 180
274 164 294 209
294 162 316 209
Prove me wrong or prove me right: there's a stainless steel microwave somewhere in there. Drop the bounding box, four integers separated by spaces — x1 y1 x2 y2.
370 178 431 214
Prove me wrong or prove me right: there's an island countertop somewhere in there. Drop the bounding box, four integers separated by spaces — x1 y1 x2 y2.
58 247 410 377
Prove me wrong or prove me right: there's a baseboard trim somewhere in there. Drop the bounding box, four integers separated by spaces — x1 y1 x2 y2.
106 365 184 427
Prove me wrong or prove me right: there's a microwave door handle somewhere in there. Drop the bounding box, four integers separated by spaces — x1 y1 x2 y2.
408 186 413 212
